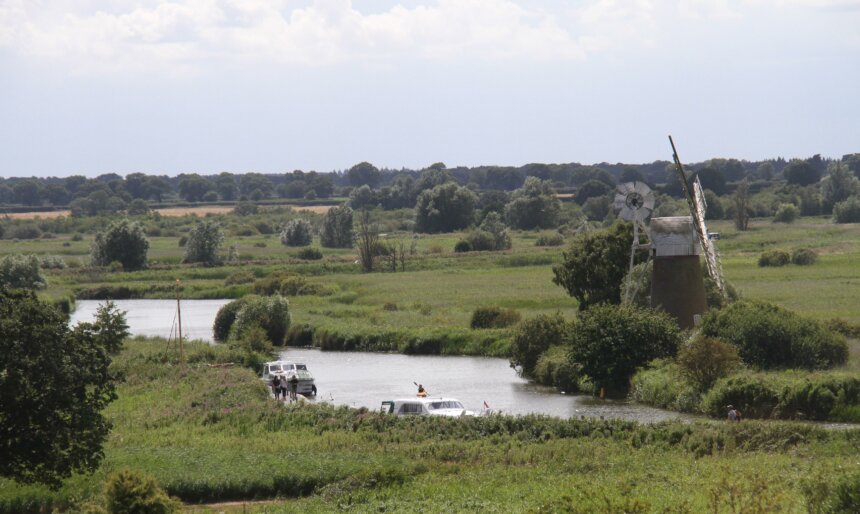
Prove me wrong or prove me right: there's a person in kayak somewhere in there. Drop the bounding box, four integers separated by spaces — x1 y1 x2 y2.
417 384 427 397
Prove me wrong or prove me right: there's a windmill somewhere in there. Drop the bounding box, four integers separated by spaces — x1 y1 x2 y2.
668 136 728 302
613 182 655 304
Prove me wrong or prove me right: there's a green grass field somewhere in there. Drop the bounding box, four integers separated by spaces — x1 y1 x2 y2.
2 339 858 513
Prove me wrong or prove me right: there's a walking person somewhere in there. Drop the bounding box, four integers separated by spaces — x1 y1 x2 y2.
278 376 288 401
727 405 740 422
290 374 299 402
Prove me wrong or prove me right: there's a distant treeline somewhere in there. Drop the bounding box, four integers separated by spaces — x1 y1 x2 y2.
1 154 858 216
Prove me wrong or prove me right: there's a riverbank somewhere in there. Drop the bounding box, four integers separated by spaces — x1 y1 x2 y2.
2 337 859 513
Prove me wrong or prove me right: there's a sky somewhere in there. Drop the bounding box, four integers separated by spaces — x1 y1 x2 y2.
1 0 858 178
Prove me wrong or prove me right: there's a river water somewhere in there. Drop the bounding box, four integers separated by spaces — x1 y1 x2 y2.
70 299 695 422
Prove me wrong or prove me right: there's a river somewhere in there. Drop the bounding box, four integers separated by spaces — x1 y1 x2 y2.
70 299 694 422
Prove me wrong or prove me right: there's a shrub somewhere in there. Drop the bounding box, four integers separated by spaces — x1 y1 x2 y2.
280 219 313 247
701 374 781 419
699 300 848 370
772 203 799 223
833 196 860 223
224 270 255 286
177 235 187 247
509 313 570 378
230 294 291 346
676 336 740 391
11 224 41 239
229 325 274 355
758 249 790 267
234 201 258 216
630 359 700 413
90 219 149 271
212 297 253 343
0 254 46 289
183 220 224 265
791 247 818 265
535 233 564 247
103 469 180 514
296 247 323 260
824 318 860 338
533 346 582 393
453 240 472 253
39 255 66 269
462 230 496 252
470 306 521 329
568 304 682 393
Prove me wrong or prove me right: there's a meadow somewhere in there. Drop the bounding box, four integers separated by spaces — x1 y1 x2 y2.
1 338 859 513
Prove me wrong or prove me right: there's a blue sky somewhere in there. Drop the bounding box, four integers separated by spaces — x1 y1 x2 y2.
1 0 858 178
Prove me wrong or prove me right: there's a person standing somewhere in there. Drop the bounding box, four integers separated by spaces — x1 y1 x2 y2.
290 374 299 402
272 375 282 400
727 405 740 422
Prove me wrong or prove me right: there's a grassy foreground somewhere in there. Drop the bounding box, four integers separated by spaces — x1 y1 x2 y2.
2 338 859 513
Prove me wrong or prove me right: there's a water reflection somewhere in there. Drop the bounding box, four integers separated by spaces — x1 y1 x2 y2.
280 348 695 422
70 299 231 342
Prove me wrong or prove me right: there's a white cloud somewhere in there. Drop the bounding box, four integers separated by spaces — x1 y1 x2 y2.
0 0 590 74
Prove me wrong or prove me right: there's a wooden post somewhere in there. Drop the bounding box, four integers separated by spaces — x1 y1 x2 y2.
176 278 184 368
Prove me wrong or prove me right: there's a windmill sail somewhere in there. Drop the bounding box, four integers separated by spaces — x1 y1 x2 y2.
669 135 729 302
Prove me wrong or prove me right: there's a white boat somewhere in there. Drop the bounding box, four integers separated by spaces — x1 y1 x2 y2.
380 397 475 417
261 360 317 396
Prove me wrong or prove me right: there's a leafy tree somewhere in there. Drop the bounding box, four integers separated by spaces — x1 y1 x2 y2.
320 205 354 248
510 313 570 378
552 222 640 310
0 288 118 487
833 196 860 223
349 185 378 209
506 177 562 229
703 190 724 220
574 179 612 205
798 186 822 216
280 219 313 247
619 167 645 184
183 220 224 265
127 199 150 215
177 174 212 202
843 153 860 177
90 219 150 271
414 183 478 233
695 168 727 196
240 173 273 198
582 196 610 221
234 201 258 216
213 297 254 343
230 294 291 346
416 167 454 191
784 159 821 186
477 212 511 250
568 304 682 392
821 162 860 213
0 254 45 289
13 180 42 206
733 179 751 231
355 210 380 272
756 162 775 180
215 173 238 201
347 162 382 188
93 301 130 355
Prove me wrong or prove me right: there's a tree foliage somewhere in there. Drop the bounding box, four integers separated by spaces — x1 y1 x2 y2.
676 336 740 391
0 254 45 289
320 205 354 248
821 163 860 213
510 313 570 378
280 219 313 247
552 221 639 310
784 159 821 186
347 162 382 188
103 469 180 514
229 294 291 346
183 220 224 265
506 177 562 229
90 219 150 271
414 183 478 233
0 288 118 487
699 300 848 370
568 304 682 392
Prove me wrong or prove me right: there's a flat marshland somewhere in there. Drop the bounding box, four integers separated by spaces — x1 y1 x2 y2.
3 211 860 511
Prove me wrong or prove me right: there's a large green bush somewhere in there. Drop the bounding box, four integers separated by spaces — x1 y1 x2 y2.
90 219 149 271
699 300 848 370
230 294 291 346
568 304 682 393
533 345 582 393
509 313 570 378
103 469 179 514
772 203 799 223
470 306 521 329
833 196 860 223
702 371 860 421
183 220 224 265
791 248 818 265
758 249 790 267
0 254 45 289
676 336 740 391
280 219 313 247
212 297 254 343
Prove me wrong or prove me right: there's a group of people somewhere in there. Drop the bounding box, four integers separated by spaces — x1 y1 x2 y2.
272 374 300 402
